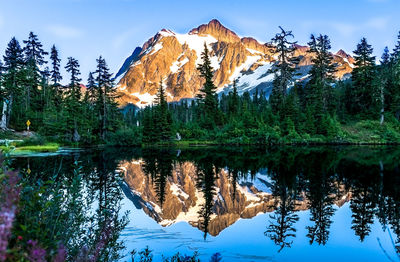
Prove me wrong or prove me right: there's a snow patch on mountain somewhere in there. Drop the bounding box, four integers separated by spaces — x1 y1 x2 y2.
131 92 156 108
229 56 261 82
174 33 218 65
170 57 189 73
234 63 274 93
150 43 163 55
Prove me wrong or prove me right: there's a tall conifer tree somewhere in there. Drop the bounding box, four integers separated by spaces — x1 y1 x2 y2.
197 43 219 128
349 38 376 116
269 27 298 114
2 37 24 129
95 56 119 140
23 32 48 111
65 57 82 142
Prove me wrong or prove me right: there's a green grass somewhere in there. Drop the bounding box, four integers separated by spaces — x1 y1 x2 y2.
0 143 60 155
142 140 218 147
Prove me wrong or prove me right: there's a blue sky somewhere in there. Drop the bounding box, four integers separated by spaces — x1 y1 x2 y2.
0 0 399 83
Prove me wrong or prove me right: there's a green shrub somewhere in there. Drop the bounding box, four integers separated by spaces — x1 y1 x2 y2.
106 128 142 146
17 135 47 146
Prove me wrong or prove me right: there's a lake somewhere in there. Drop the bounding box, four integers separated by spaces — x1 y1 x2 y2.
11 146 400 262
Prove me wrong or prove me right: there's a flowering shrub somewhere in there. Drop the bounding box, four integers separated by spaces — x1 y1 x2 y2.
0 156 20 261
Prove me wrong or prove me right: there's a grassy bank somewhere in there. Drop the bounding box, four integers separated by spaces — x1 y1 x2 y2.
0 142 60 155
1 119 400 150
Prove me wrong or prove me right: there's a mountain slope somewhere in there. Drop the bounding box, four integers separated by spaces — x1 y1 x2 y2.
116 19 354 108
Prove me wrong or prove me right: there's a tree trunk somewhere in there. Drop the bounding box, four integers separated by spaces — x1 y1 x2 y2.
73 118 80 142
102 89 107 140
0 99 8 129
6 95 13 128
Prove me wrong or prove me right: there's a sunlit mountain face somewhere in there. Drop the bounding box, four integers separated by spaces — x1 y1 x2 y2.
12 146 400 261
115 19 354 108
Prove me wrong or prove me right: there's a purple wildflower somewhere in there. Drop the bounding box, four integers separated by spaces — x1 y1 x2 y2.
27 240 47 262
52 243 67 262
0 166 20 262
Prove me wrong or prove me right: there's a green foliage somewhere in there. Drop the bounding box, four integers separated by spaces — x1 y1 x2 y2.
106 127 142 146
0 33 125 146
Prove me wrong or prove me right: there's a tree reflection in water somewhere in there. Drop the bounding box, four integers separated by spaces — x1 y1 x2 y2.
11 146 400 257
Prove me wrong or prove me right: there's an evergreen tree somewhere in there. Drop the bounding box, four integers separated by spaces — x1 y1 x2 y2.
392 31 400 62
23 32 48 111
49 45 62 85
228 79 239 117
95 56 119 140
269 27 298 113
1 37 25 129
65 57 82 142
306 34 337 134
141 107 156 143
307 35 337 109
155 81 172 141
378 47 391 124
87 72 97 103
197 43 219 128
392 42 400 119
349 38 377 116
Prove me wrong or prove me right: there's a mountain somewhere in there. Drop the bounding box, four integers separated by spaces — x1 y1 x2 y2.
116 19 354 108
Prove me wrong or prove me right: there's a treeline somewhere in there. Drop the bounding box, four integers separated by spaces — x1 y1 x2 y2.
140 28 400 144
0 32 124 144
2 28 400 145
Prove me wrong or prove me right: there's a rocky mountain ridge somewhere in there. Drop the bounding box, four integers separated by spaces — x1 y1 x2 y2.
116 19 354 108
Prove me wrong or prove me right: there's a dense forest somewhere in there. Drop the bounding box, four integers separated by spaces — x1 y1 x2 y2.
0 32 122 145
1 28 400 146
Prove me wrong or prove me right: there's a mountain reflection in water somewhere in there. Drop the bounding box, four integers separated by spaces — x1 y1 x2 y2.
12 146 400 261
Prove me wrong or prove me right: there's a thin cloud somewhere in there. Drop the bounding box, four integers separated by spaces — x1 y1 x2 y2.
331 22 358 37
113 29 138 49
365 17 389 30
0 14 4 30
330 16 390 36
47 25 84 39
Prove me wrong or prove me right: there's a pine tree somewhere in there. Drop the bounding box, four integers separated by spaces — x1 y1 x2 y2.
228 79 239 117
391 39 400 119
306 34 337 134
197 43 219 128
349 38 377 116
1 37 25 129
49 45 62 85
95 56 119 140
392 31 400 62
87 72 96 103
142 107 155 143
23 32 48 111
378 47 390 124
307 34 337 110
154 81 172 141
269 27 299 114
65 57 82 142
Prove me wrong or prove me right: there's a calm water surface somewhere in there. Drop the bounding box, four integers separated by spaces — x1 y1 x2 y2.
12 146 400 262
